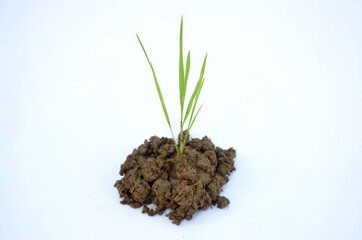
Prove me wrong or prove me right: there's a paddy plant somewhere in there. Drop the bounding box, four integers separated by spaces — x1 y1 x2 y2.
136 17 207 157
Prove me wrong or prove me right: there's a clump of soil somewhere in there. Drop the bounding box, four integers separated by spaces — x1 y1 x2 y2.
114 134 236 225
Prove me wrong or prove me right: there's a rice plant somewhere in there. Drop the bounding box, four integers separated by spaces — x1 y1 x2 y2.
136 16 207 157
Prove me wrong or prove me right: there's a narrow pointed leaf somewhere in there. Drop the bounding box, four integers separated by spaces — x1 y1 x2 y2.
183 75 202 123
183 54 207 124
187 76 205 129
183 104 203 147
136 34 172 129
184 50 191 91
190 104 203 129
179 16 185 111
200 53 208 77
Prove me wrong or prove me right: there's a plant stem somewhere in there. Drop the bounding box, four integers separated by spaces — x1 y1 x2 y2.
180 120 184 145
170 128 180 156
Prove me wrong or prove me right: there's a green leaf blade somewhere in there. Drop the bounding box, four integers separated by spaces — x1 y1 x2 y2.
179 16 185 112
183 53 207 124
190 104 203 129
187 77 205 127
183 76 201 123
200 53 208 77
136 34 172 129
184 50 191 93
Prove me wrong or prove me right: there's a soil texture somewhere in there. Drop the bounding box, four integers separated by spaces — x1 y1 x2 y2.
114 134 236 225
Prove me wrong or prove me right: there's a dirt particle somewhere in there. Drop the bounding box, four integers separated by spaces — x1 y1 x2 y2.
216 196 230 209
148 208 156 216
142 205 149 214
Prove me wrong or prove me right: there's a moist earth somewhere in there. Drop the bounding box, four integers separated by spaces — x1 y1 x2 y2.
114 134 236 225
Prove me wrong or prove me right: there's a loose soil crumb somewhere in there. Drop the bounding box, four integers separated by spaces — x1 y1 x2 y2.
114 135 236 225
216 196 230 209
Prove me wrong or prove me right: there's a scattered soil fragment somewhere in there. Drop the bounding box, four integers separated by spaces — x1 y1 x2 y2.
114 135 236 225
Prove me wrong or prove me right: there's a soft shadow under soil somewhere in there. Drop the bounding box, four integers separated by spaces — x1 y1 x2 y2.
114 134 236 225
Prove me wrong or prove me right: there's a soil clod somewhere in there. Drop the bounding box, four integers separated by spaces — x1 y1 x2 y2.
114 135 236 225
216 196 230 209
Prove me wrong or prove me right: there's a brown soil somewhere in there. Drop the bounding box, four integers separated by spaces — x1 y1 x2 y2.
114 134 236 225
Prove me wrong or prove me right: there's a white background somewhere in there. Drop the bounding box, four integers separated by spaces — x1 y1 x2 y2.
1 0 362 239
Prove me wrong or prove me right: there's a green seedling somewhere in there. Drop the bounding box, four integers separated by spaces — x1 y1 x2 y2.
136 16 207 157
